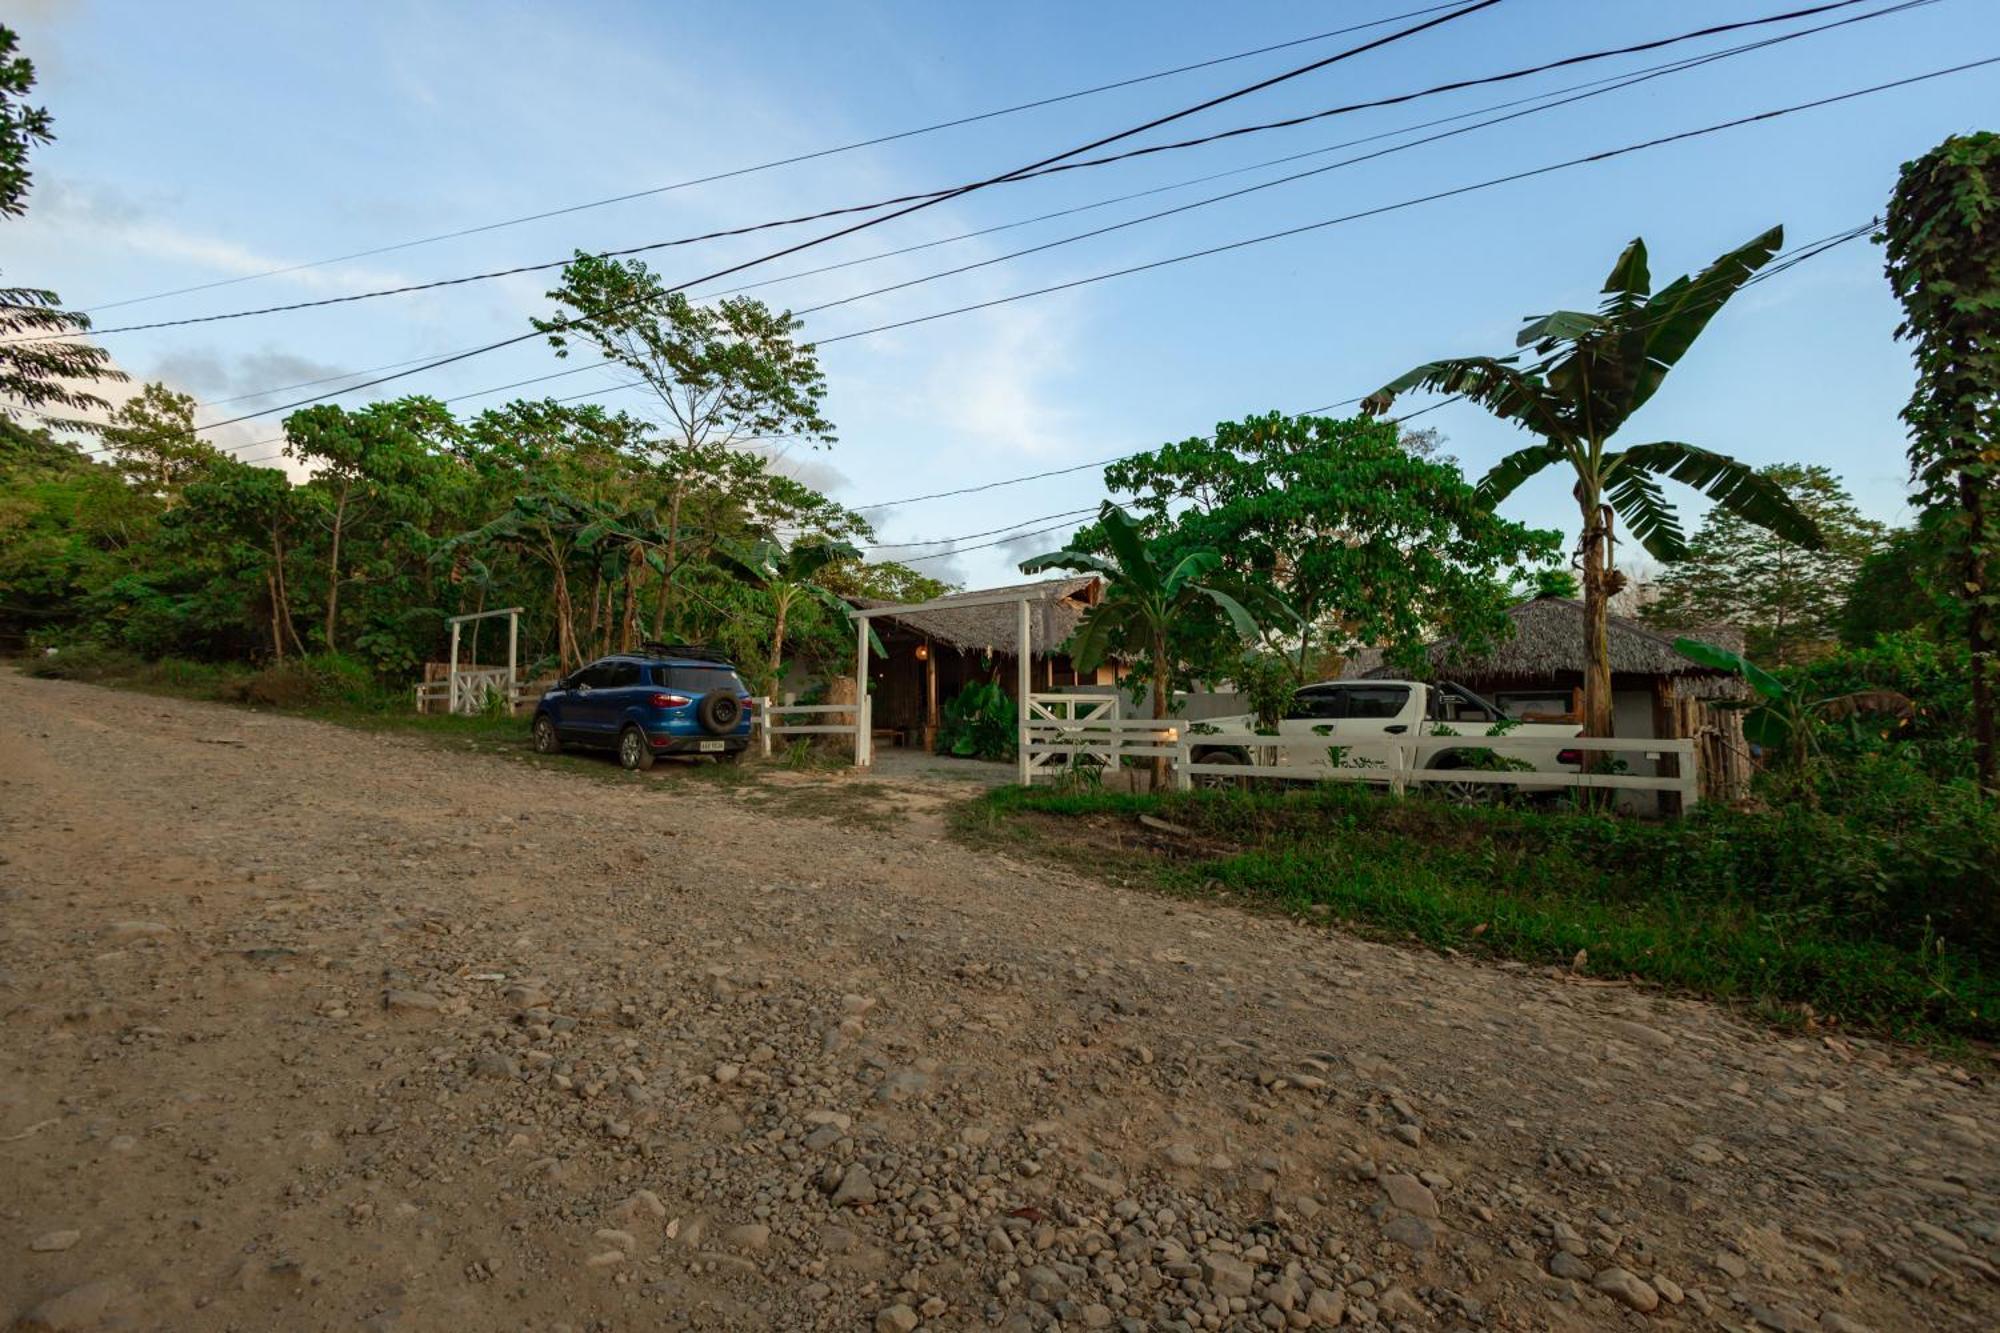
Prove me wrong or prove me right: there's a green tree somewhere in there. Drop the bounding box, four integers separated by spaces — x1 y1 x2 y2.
1642 464 1885 664
0 25 122 426
1880 131 2000 789
533 253 835 633
1023 502 1282 782
1366 228 1823 737
713 536 880 692
284 397 456 654
1840 514 1960 647
1104 412 1558 679
101 382 219 506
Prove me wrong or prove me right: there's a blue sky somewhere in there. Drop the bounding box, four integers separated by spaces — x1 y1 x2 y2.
12 0 1998 586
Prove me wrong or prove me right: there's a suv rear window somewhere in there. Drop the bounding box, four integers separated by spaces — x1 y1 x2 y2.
653 665 746 695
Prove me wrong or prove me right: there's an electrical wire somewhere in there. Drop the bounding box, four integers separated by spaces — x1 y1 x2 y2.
80 2 1473 314
811 59 1993 346
36 0 1891 343
175 0 1500 435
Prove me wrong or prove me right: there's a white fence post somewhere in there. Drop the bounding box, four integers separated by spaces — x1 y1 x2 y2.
758 696 772 759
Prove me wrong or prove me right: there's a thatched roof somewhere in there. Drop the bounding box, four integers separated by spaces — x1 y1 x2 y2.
852 576 1104 659
1354 596 1742 689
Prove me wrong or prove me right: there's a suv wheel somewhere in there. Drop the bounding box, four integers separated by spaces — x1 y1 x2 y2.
532 714 561 754
619 725 655 772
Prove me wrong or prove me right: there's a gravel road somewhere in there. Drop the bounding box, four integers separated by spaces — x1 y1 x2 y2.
0 670 1993 1332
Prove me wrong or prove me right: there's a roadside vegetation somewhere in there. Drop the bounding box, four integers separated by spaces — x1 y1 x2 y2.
958 777 1997 1044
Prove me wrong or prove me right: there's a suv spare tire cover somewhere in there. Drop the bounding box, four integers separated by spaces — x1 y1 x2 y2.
697 692 741 735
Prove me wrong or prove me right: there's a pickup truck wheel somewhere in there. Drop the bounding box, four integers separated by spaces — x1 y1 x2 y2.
1192 748 1248 791
619 725 656 772
532 714 562 754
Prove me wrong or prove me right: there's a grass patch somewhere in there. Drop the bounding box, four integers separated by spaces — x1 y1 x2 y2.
743 780 906 831
956 783 1998 1045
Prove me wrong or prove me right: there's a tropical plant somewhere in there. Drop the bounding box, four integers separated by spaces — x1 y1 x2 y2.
1023 501 1288 782
937 679 1017 761
1880 132 2000 789
1366 228 1824 737
1674 637 1914 786
713 535 882 691
0 25 122 427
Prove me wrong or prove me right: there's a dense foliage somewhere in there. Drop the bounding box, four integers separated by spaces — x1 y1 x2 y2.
1099 411 1558 679
1880 132 2000 787
1643 464 1885 663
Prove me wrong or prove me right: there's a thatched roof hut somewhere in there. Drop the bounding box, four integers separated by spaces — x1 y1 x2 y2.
850 576 1104 658
1354 596 1744 699
848 576 1117 749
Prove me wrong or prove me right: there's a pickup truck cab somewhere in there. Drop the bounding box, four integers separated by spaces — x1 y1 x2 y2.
1190 679 1584 798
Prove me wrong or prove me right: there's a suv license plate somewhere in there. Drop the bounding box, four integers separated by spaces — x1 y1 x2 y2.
699 740 725 753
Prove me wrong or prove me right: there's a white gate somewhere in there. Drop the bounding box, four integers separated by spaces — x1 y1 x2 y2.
1024 694 1181 782
755 696 868 759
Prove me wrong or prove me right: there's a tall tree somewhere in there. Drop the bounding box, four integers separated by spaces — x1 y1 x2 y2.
1642 463 1885 664
285 398 455 653
533 254 835 634
1023 502 1281 783
101 382 219 506
1103 412 1558 679
0 24 122 426
1366 228 1823 737
1880 132 2000 789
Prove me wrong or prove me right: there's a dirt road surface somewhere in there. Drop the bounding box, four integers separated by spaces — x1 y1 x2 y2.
1 671 1993 1332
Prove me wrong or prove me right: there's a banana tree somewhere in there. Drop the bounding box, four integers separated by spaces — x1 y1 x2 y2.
1022 501 1290 783
1365 227 1824 737
714 536 882 691
1674 636 1913 783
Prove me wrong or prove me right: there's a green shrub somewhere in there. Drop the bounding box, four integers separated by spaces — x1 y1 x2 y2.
235 653 391 710
24 643 145 681
937 680 1017 761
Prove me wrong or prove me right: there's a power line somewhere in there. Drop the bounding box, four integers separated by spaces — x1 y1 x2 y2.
791 2 1926 322
149 5 1905 427
80 3 1472 314
811 58 1992 346
179 1 1499 435
37 0 1888 344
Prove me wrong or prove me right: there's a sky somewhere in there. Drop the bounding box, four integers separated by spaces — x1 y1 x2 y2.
10 0 1998 587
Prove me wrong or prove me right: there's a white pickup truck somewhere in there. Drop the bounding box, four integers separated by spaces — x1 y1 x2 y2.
1188 679 1585 799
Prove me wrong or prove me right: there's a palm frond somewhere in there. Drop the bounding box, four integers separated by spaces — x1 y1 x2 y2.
1094 503 1161 597
1018 547 1119 579
1161 549 1222 597
1613 440 1824 550
1477 442 1567 506
1603 462 1687 562
1365 357 1572 445
1629 225 1782 412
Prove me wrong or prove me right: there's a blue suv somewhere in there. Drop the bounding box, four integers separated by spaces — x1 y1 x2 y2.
531 644 755 770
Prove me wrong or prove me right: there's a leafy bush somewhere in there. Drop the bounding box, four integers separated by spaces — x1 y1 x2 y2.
233 653 389 710
24 643 145 681
936 680 1016 761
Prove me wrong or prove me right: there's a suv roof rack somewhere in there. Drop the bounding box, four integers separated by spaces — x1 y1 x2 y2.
638 641 734 664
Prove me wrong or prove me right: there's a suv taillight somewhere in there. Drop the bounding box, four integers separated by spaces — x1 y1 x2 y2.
650 693 691 708
1557 748 1583 765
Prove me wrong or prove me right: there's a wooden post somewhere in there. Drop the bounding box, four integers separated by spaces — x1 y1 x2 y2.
855 614 871 768
1016 598 1032 785
447 620 461 716
506 610 519 715
924 640 938 753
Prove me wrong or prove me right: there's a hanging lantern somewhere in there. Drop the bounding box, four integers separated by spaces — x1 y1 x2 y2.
914 642 929 661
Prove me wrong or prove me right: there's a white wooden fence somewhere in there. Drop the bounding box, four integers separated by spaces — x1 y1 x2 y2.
1174 730 1698 807
1024 693 1183 781
414 668 527 716
756 696 868 760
